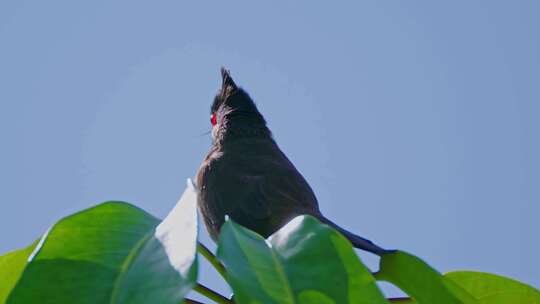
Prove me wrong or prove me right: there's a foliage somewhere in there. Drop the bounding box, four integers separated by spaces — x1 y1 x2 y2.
1 181 538 303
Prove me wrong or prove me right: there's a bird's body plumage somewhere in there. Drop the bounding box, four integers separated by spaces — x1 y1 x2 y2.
197 135 321 241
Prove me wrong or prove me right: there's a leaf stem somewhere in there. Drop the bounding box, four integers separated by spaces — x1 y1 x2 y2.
388 297 414 303
193 283 232 304
197 242 227 280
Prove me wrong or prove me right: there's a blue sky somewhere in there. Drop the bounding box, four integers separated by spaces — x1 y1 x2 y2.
1 0 538 298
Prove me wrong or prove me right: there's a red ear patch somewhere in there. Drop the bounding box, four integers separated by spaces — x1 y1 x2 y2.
210 113 217 126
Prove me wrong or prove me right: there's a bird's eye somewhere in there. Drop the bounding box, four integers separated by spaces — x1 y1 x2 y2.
210 113 217 126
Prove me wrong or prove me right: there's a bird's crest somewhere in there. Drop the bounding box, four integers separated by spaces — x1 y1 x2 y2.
220 67 237 99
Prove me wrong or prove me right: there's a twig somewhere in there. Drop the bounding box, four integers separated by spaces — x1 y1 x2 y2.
198 242 227 281
193 283 232 304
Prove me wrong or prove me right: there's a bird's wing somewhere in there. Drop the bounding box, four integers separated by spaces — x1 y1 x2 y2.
197 143 321 238
235 174 273 219
218 153 320 224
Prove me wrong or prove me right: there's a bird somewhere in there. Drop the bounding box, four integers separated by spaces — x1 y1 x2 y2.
196 68 392 256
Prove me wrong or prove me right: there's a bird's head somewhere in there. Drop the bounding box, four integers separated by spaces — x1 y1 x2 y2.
209 68 268 142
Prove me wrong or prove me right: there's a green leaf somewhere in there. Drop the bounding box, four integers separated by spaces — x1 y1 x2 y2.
217 219 296 304
445 271 540 303
270 216 388 304
217 215 388 304
0 240 38 303
6 201 156 304
375 251 470 304
7 180 199 304
112 179 199 303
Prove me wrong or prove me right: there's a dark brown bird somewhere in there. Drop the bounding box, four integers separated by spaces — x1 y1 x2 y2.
196 68 391 255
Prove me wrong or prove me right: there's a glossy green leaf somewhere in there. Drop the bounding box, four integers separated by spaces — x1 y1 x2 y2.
375 251 470 304
6 201 157 304
0 241 37 303
218 215 388 304
7 180 199 304
217 219 295 304
112 179 199 303
445 271 540 303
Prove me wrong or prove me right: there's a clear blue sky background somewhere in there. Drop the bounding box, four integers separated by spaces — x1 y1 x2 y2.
1 0 538 299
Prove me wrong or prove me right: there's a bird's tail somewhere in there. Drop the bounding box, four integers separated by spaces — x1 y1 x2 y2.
319 216 394 256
